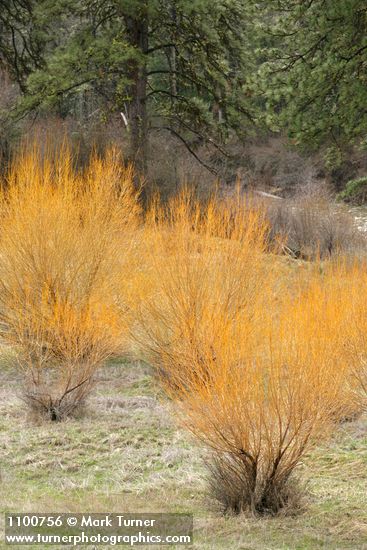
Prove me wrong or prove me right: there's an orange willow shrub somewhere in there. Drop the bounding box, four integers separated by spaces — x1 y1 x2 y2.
292 258 367 417
163 282 350 515
330 259 367 412
135 189 275 388
0 143 140 420
135 193 354 515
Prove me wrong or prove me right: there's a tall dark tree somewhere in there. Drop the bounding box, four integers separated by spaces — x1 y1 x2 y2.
256 0 367 149
0 0 256 176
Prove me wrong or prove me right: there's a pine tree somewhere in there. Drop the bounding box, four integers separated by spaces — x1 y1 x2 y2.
257 0 367 148
0 0 256 177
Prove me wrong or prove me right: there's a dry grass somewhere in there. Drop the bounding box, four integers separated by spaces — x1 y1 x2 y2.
262 194 365 259
0 358 366 549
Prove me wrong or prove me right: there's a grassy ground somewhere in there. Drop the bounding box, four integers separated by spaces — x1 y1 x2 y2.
0 358 367 549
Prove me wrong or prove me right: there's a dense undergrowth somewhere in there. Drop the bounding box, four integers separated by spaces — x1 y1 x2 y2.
0 144 366 517
337 176 367 205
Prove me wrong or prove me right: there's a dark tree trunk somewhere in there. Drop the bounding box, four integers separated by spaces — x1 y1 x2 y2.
125 9 149 186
